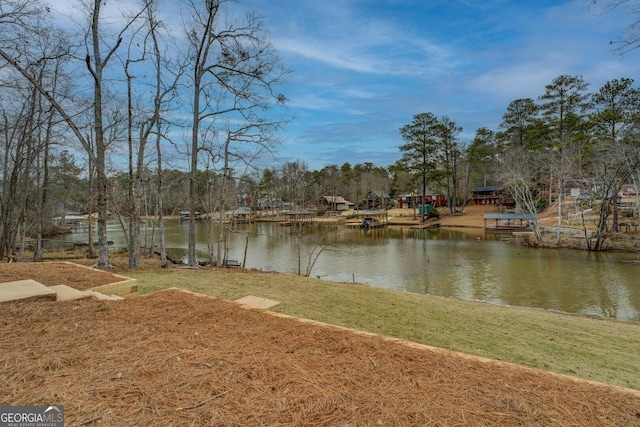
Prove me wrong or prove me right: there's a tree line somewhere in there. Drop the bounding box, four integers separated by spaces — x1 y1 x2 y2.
2 0 640 270
397 74 640 251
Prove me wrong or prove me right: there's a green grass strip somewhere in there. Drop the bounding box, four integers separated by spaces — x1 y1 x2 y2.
128 268 640 391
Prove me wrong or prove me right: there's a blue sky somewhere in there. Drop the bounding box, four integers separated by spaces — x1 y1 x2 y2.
45 0 640 172
233 0 640 170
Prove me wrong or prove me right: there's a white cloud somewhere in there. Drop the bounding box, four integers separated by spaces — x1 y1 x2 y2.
35 0 640 169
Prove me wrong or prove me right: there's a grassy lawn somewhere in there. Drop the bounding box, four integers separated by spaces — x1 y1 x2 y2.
128 268 640 391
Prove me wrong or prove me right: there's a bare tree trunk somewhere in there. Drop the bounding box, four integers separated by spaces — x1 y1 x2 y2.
216 134 231 267
33 58 60 262
187 66 201 266
556 185 563 244
124 57 141 269
242 233 249 268
34 138 49 262
17 220 26 262
88 0 119 269
188 141 199 266
0 131 27 260
0 117 10 260
87 143 95 258
612 196 619 233
17 88 38 262
156 124 167 267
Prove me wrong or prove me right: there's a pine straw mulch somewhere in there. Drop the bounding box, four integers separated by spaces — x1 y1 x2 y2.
0 262 126 291
1 289 640 426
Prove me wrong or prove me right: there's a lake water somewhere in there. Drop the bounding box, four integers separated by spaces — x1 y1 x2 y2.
58 220 640 322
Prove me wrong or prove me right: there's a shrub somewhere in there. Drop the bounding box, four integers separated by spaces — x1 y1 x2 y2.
427 209 440 219
535 197 548 212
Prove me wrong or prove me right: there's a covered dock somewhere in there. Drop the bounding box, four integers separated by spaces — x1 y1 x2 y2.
179 211 203 221
280 211 315 226
347 210 389 229
225 207 252 223
484 213 535 231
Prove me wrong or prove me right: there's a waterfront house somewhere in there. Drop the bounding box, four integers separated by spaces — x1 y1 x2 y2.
471 186 507 206
319 196 354 211
397 190 446 209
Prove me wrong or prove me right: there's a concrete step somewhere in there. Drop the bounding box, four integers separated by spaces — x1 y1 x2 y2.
234 295 280 309
0 279 57 303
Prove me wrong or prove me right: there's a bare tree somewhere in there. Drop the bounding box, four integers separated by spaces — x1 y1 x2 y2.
214 119 284 267
84 0 153 268
0 27 69 261
0 82 37 260
30 37 68 262
0 0 144 268
281 160 308 208
498 147 543 240
183 0 288 267
590 0 640 53
580 138 640 250
624 124 640 220
0 1 55 260
583 77 640 249
120 0 183 269
590 77 640 232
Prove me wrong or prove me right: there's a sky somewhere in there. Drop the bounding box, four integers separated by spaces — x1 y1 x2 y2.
43 0 640 172
231 0 640 170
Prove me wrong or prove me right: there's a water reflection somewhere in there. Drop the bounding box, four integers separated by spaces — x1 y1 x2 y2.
60 220 640 322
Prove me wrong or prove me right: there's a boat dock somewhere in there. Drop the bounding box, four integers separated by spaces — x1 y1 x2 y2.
345 210 389 229
483 213 535 232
